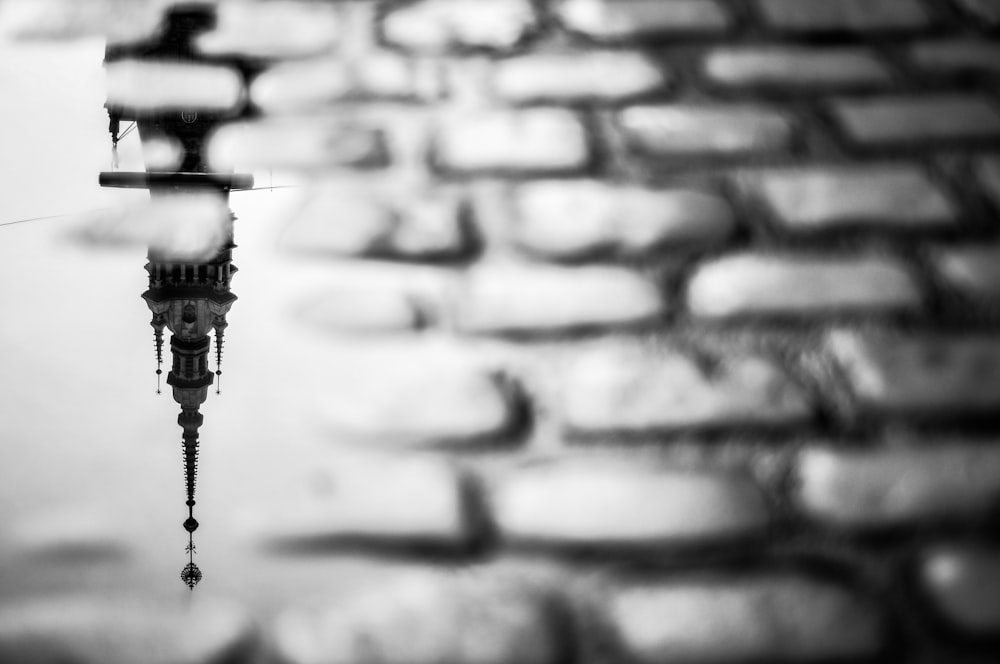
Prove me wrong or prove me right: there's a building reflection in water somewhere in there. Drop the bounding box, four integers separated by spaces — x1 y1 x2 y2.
100 2 256 589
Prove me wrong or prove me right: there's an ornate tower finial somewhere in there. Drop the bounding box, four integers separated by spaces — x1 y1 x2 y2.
213 320 226 395
152 313 166 394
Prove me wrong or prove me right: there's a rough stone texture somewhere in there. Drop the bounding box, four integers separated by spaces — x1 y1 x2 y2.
704 47 892 89
0 0 169 44
931 245 1000 299
271 571 562 664
381 0 538 52
104 59 244 115
0 597 254 664
909 41 1000 75
827 332 1000 417
251 55 437 111
195 1 340 59
561 343 812 433
744 165 957 232
795 444 1000 527
511 181 733 259
315 348 518 444
619 104 795 157
491 457 771 547
433 109 590 174
955 0 1000 25
553 0 731 41
687 253 922 318
279 187 469 260
208 118 388 172
492 51 669 103
755 0 930 32
979 156 1000 210
293 288 423 334
829 95 1000 146
921 547 1000 634
609 575 884 662
455 264 664 333
238 454 469 546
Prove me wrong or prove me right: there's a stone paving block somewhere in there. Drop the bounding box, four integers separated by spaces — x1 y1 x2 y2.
608 574 884 662
315 347 519 444
104 59 245 115
0 597 255 664
279 187 469 260
492 51 669 103
687 253 922 318
491 457 771 547
826 331 1000 417
432 109 590 174
704 47 893 89
554 0 731 41
829 95 1000 146
979 156 1000 210
909 40 1000 75
455 264 664 333
511 181 733 259
561 343 812 433
293 288 424 334
252 55 438 112
195 1 341 60
921 546 1000 634
795 444 1000 528
0 0 168 45
931 245 1000 299
208 118 388 172
238 454 471 547
755 0 930 32
271 570 563 664
381 0 538 52
619 104 795 157
955 0 1000 25
743 165 957 232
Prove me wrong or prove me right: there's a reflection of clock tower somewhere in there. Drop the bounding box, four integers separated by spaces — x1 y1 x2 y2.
142 215 237 590
100 2 254 590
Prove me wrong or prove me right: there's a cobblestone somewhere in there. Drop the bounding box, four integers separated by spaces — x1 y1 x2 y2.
491 457 771 548
492 51 669 103
921 546 1000 634
754 0 930 32
511 181 733 259
208 118 388 172
687 253 921 318
279 187 469 260
433 109 590 174
955 0 1000 25
455 264 664 333
743 165 957 232
315 348 519 444
827 332 1000 418
561 343 812 433
239 454 470 547
619 104 795 157
704 47 892 89
251 55 437 112
293 287 424 334
931 245 1000 300
104 59 244 115
909 41 1000 75
381 0 538 52
608 574 884 662
795 444 1000 527
553 0 731 41
829 95 1000 146
195 1 341 60
271 570 563 664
